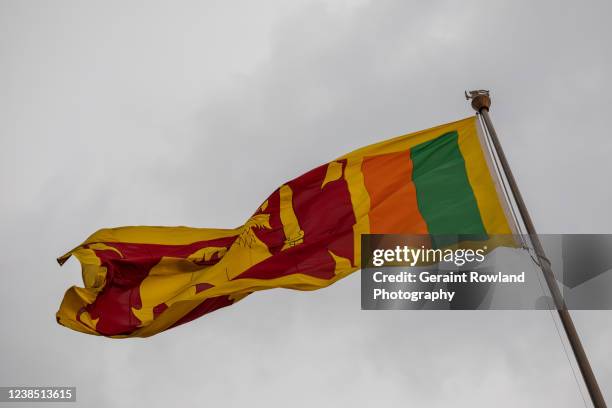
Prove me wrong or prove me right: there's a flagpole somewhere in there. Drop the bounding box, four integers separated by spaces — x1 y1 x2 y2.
466 90 606 408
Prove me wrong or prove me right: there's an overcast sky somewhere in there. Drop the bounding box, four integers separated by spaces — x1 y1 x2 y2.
1 1 612 407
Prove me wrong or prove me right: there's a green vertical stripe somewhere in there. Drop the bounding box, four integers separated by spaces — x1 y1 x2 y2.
410 131 487 248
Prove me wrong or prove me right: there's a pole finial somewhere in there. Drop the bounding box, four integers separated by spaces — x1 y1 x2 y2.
465 89 491 112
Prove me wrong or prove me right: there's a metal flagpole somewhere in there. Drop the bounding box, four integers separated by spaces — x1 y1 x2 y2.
466 90 606 408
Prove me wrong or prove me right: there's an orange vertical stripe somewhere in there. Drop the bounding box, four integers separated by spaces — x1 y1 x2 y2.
362 151 429 234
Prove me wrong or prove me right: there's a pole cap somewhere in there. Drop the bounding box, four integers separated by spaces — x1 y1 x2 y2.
465 90 491 112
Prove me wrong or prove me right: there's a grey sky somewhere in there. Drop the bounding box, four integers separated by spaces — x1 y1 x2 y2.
1 0 611 407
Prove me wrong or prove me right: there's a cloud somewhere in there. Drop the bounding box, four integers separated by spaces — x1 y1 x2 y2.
1 0 611 406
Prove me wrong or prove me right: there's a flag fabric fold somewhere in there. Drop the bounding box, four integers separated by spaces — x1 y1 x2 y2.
57 116 513 337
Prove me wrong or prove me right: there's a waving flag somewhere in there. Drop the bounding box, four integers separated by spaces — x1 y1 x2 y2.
57 116 513 337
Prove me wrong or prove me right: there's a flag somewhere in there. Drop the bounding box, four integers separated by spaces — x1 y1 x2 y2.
57 116 513 337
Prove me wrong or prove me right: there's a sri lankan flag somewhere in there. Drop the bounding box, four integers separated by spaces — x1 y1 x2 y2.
57 117 513 337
